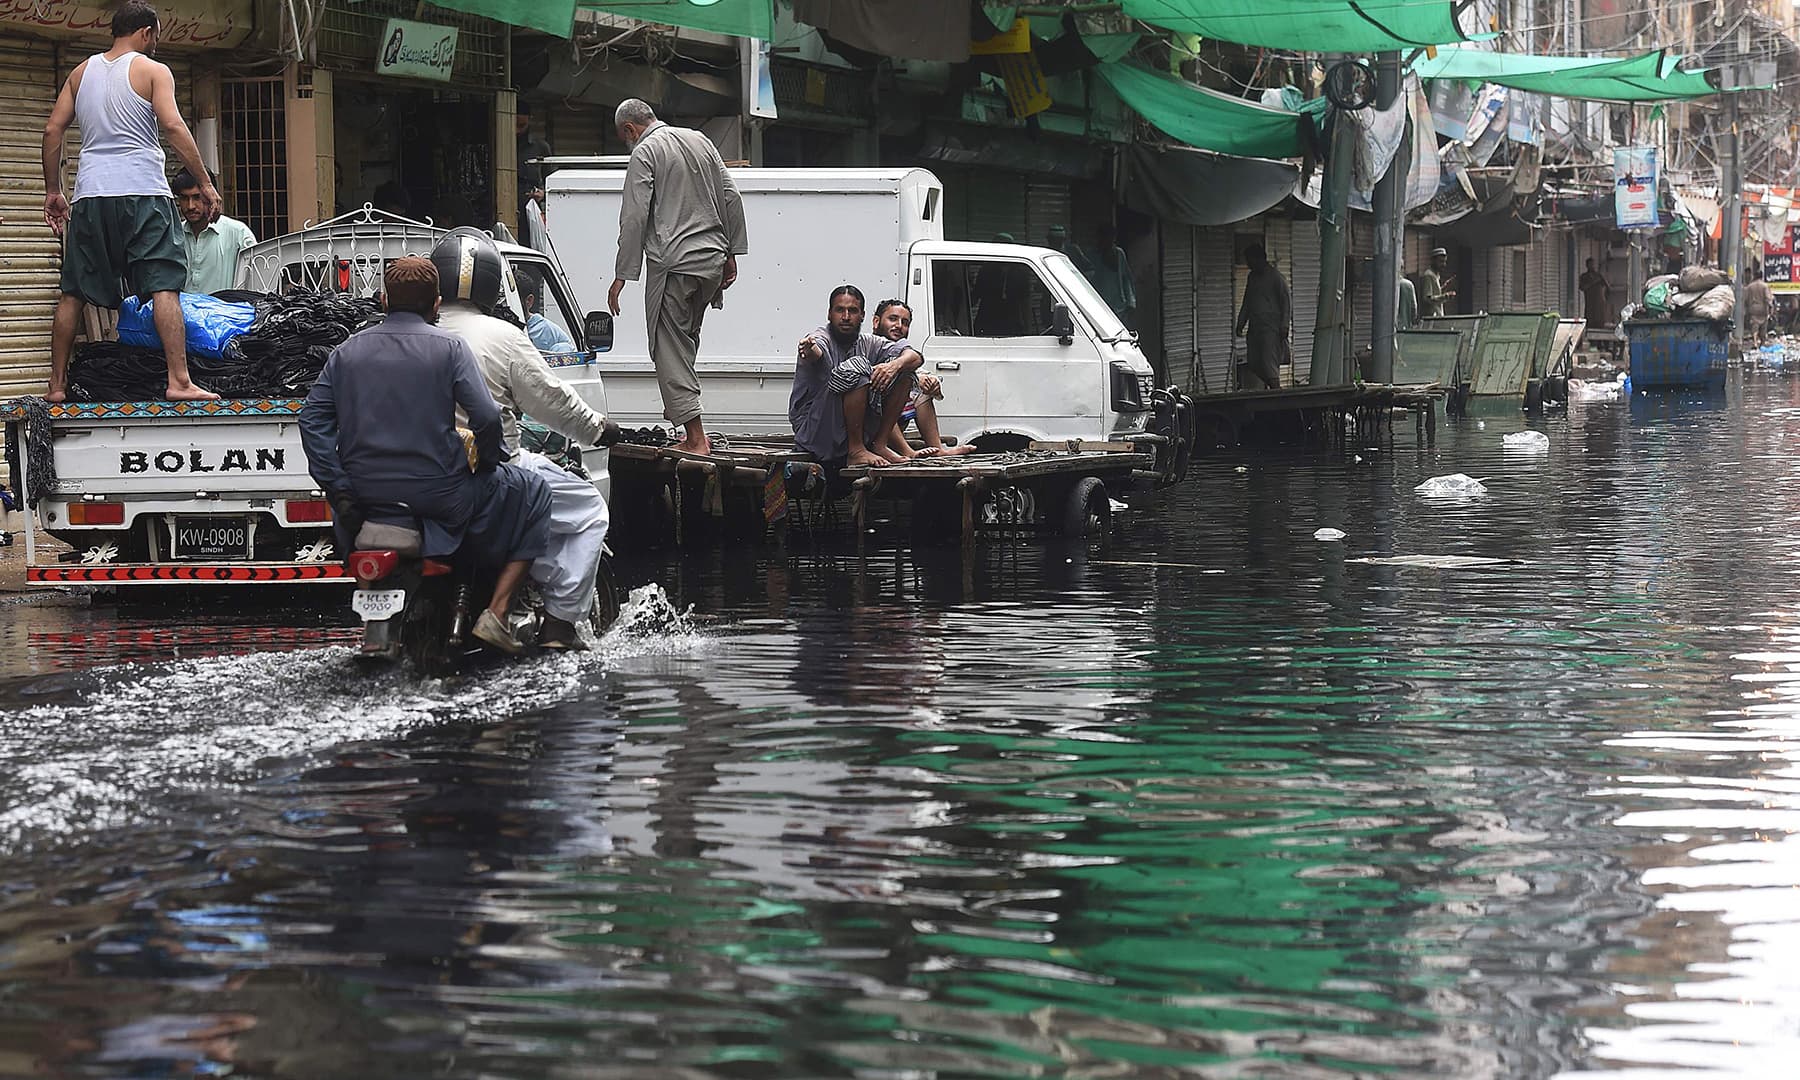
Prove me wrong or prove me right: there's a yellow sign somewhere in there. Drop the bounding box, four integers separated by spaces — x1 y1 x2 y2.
971 17 1030 55
997 52 1052 119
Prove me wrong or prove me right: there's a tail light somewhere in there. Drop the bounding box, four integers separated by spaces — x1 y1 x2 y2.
352 549 400 582
285 499 333 523
68 501 125 526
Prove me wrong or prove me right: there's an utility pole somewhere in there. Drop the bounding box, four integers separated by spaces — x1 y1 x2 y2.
1722 87 1742 339
1368 50 1404 385
1310 95 1359 387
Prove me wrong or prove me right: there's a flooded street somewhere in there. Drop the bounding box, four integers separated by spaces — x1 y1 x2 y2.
6 377 1800 1077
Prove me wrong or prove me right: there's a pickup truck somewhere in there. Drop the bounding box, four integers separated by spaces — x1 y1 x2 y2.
1 208 611 588
547 167 1195 482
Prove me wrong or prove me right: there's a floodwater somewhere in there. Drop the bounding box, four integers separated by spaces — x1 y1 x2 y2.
3 377 1799 1078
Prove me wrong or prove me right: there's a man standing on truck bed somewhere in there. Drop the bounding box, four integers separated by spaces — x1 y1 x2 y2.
41 1 220 403
608 98 748 457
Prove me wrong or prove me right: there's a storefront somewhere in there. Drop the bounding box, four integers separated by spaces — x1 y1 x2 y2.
315 0 510 231
0 0 250 398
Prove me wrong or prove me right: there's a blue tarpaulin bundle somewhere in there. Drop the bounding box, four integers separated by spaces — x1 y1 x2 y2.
116 292 258 359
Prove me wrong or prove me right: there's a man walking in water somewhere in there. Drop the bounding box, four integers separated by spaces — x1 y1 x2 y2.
608 98 747 456
41 1 220 402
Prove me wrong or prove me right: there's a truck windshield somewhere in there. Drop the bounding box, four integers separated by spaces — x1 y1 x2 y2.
1044 254 1129 341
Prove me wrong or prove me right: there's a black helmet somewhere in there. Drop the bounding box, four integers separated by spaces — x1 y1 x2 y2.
430 227 505 313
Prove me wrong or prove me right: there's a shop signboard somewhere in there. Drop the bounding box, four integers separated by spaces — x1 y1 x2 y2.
1765 224 1798 293
1613 146 1659 229
0 0 253 47
376 17 458 83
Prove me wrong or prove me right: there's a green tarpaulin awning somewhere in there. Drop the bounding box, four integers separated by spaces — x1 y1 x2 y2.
1122 0 1470 53
578 0 773 39
434 0 578 37
1411 46 1718 102
1098 62 1317 160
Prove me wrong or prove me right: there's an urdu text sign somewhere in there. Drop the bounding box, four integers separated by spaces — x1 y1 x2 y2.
376 18 458 83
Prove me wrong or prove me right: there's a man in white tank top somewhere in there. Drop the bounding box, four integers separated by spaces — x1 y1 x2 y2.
40 1 220 402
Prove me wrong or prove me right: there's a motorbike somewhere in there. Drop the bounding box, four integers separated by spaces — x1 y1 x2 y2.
348 514 621 674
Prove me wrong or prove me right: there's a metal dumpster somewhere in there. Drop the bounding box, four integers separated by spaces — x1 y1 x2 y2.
1625 319 1728 388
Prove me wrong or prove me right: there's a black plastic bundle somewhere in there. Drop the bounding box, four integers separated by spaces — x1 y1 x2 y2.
67 290 385 402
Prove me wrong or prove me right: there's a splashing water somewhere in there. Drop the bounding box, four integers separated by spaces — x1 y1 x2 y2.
0 582 710 850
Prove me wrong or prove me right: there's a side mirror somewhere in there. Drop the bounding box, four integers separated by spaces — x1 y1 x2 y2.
1050 302 1074 345
583 310 614 352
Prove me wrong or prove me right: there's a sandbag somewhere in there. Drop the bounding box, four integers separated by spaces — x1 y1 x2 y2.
1689 283 1736 322
1679 265 1731 292
116 292 257 359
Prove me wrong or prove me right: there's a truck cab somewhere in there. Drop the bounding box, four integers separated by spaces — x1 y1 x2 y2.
4 208 611 588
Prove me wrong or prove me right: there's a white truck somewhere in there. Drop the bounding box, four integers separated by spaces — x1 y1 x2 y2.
1 208 612 589
547 167 1193 480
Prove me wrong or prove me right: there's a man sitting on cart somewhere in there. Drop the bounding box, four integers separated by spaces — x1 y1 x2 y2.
869 298 973 459
792 285 920 469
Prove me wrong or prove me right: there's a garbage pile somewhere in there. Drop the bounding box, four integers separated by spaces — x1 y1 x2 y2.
1621 265 1735 325
67 290 383 402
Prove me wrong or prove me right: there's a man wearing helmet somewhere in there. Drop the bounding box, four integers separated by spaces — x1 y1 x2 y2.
431 228 619 651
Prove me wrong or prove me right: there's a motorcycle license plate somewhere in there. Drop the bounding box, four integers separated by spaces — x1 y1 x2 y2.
171 516 251 560
351 589 407 621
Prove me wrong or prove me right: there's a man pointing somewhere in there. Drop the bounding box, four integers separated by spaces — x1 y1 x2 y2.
608 99 747 456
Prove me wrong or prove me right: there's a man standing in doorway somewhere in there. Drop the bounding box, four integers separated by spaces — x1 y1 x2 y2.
1579 258 1612 329
171 169 255 295
1745 267 1774 345
1419 247 1455 318
1234 242 1290 391
608 98 748 456
41 0 219 402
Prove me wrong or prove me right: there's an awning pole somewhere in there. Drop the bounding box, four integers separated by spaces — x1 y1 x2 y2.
1370 51 1405 384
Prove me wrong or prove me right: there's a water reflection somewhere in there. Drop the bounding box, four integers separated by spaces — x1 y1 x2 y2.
3 381 1800 1075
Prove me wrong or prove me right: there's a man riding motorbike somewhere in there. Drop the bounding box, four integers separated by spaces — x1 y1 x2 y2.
430 228 619 651
299 256 553 654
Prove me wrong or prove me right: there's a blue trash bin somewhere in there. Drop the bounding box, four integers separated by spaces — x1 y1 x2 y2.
1625 318 1729 389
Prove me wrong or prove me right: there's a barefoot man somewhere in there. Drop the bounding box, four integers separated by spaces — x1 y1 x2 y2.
870 298 973 459
41 1 219 403
607 99 746 456
792 285 920 470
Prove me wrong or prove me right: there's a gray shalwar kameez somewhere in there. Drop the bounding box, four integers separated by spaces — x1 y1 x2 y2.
614 121 749 426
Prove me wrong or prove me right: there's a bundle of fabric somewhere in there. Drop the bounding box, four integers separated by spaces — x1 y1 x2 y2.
67 290 384 402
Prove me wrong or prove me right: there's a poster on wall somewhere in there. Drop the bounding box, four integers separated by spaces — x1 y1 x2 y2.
375 18 458 83
1613 147 1659 229
1765 225 1799 292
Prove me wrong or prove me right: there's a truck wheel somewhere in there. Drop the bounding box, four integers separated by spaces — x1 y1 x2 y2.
1061 477 1111 540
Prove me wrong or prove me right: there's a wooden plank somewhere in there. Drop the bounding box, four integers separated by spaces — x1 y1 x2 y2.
841 451 1150 482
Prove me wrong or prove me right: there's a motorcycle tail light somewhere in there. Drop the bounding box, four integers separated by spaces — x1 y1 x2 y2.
68 501 125 526
422 559 454 577
285 499 333 523
352 549 399 582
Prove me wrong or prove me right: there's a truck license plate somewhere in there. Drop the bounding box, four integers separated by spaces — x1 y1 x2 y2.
172 516 251 560
351 589 407 621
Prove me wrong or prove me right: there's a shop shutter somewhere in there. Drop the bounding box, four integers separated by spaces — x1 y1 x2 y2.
547 105 606 159
1023 178 1071 247
0 39 62 398
962 170 1027 244
1291 218 1320 380
1160 223 1196 394
1350 217 1374 356
1195 226 1237 395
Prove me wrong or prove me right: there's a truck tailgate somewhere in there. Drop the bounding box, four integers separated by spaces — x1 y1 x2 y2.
42 400 317 499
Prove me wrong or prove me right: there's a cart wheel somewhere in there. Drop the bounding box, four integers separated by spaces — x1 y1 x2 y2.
1062 476 1111 540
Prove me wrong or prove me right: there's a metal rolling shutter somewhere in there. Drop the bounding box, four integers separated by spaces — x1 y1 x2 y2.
1350 217 1374 356
1160 223 1196 394
1291 218 1320 379
961 170 1027 244
1195 226 1237 395
0 40 61 398
1024 178 1071 247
